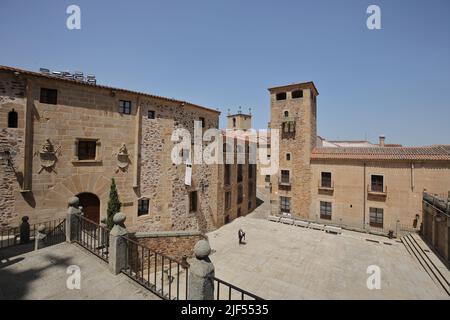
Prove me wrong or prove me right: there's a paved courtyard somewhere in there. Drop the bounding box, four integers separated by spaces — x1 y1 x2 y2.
0 243 159 300
207 213 449 300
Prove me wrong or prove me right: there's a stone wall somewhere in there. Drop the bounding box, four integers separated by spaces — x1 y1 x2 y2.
136 234 204 261
422 195 449 263
0 73 26 229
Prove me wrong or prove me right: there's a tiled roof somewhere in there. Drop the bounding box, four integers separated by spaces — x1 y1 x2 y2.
0 65 220 114
311 145 450 161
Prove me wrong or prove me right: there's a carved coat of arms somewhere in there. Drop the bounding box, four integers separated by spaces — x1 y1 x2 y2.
35 139 61 173
116 143 130 170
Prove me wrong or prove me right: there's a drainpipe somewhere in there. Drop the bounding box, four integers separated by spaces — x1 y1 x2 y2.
363 162 366 230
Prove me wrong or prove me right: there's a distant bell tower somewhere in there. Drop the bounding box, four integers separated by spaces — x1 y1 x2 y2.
227 108 252 130
268 82 319 219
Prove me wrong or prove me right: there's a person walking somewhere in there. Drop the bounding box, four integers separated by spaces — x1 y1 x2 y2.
238 229 246 244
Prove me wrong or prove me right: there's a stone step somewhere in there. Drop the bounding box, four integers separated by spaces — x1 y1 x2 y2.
401 234 450 296
409 234 450 293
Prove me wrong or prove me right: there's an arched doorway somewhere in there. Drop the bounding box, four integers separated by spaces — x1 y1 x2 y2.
77 193 100 224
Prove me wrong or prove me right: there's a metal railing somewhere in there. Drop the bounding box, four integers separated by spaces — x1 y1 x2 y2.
43 219 66 246
214 277 264 300
122 236 189 300
0 218 65 249
75 215 109 262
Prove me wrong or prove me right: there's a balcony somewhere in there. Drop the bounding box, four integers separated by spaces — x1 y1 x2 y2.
367 184 387 197
318 180 334 191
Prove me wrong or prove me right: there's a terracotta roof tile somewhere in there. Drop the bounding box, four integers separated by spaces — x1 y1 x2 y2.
311 145 450 161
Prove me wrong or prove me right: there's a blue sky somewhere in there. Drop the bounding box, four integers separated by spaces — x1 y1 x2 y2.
1 0 449 146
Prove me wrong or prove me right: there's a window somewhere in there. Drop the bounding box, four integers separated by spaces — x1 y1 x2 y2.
233 118 236 127
281 170 290 184
286 153 291 161
284 111 289 117
138 198 149 216
237 185 243 204
371 175 384 192
148 110 155 119
370 208 384 228
320 201 332 220
292 90 303 99
40 88 57 104
199 117 206 128
77 140 97 160
237 164 243 182
321 172 332 188
8 109 18 128
119 100 131 114
265 175 271 182
189 191 198 212
225 191 231 210
280 196 291 213
276 92 287 101
224 164 231 185
248 164 254 179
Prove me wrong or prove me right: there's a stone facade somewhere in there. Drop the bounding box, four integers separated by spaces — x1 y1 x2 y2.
0 65 255 233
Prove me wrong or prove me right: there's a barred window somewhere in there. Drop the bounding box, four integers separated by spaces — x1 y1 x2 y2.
321 172 332 188
280 196 291 213
320 201 332 220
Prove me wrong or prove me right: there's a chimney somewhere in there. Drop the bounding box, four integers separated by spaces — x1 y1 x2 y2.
379 135 385 147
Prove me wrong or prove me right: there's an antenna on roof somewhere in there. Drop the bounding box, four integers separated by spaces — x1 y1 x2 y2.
38 68 97 84
227 108 231 116
249 107 252 115
238 106 242 114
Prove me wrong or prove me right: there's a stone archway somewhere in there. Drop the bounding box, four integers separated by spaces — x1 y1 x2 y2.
77 192 100 223
43 174 111 221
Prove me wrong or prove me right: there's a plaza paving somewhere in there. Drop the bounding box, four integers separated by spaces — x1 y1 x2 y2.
0 242 159 300
207 213 449 300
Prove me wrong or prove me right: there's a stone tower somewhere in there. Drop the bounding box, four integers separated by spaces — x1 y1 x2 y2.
227 111 252 130
268 82 318 219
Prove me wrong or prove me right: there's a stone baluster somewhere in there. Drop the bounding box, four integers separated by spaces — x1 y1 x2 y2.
66 196 82 243
188 240 215 300
34 225 46 250
109 212 128 275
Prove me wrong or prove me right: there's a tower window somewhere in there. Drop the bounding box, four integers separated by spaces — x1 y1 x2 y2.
286 153 291 161
199 117 206 128
148 110 155 119
7 109 18 128
292 90 303 99
276 92 287 101
233 118 236 127
189 191 198 212
284 111 289 117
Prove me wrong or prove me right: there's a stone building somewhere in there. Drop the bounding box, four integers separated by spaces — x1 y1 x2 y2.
0 65 255 232
219 112 257 223
268 81 450 235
